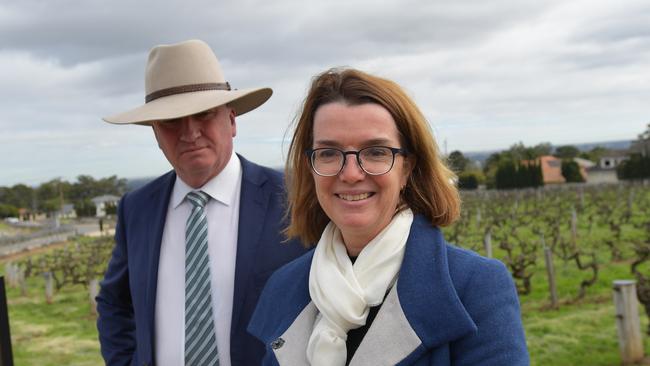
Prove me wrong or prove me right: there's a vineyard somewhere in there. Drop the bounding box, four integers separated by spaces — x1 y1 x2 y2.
1 183 650 365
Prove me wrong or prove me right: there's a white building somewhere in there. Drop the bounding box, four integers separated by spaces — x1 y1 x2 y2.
91 195 120 218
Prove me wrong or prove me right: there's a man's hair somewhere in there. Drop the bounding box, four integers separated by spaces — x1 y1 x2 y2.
285 68 460 245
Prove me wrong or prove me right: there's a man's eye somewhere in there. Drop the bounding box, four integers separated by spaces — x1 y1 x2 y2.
159 119 179 127
195 110 216 121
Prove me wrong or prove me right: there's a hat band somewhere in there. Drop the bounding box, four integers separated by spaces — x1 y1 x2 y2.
145 82 232 103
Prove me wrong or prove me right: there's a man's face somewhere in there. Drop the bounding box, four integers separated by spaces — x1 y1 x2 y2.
152 105 236 188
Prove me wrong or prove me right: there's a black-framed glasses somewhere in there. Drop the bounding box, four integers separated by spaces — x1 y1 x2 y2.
305 146 408 177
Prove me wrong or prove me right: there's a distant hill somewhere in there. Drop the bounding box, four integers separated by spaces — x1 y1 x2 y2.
463 139 633 164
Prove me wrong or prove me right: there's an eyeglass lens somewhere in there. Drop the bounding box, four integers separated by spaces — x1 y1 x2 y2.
311 147 396 176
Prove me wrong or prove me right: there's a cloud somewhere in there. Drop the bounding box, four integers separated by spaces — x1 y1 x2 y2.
1 0 649 185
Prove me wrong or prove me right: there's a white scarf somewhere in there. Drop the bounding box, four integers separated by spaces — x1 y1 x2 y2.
307 209 414 366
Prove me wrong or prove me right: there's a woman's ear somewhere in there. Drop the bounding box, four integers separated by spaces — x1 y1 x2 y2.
401 155 416 185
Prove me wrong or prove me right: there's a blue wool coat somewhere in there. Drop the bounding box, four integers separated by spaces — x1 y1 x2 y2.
248 215 529 365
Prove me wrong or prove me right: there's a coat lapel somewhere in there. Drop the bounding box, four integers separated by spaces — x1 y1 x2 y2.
273 303 318 365
350 215 478 364
143 171 176 350
349 287 422 365
231 156 270 329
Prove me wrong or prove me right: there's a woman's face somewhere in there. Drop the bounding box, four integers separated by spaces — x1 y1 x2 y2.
311 102 412 253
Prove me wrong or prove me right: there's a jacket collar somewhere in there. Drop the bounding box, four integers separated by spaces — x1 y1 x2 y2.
267 215 477 365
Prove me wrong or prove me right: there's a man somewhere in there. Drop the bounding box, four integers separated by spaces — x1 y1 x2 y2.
96 40 306 366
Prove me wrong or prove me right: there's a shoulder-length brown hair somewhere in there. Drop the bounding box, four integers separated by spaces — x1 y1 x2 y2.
285 68 460 245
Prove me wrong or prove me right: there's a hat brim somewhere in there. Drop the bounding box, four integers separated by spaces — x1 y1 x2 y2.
103 87 272 125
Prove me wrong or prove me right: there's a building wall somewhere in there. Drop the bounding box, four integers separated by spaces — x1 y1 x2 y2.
586 169 619 184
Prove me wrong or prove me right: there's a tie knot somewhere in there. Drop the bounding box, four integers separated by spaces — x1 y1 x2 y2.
187 191 209 208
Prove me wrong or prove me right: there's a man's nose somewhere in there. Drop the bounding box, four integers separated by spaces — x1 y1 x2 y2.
179 117 202 141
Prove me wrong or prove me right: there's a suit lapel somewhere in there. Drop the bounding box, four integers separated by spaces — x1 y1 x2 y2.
143 171 176 348
231 156 270 329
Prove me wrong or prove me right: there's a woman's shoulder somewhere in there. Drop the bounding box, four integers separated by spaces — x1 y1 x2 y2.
445 244 508 276
265 248 315 291
443 242 515 301
411 214 510 285
248 249 315 342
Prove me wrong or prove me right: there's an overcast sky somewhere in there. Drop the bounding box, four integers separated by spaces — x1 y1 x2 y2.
1 0 649 186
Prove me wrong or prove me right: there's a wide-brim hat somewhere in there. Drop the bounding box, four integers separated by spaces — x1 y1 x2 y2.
103 39 272 125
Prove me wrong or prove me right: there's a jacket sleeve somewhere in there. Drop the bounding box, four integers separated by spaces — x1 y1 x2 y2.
450 258 529 366
96 194 136 366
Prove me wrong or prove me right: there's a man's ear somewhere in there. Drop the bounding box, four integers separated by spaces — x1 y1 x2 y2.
229 107 237 137
152 125 162 149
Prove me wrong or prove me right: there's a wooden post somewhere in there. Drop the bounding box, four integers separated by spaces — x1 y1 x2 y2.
483 230 492 258
542 235 558 309
613 280 644 364
43 272 53 304
16 270 26 297
3 265 14 289
570 207 578 246
0 277 14 366
627 191 634 213
579 188 584 209
89 279 99 316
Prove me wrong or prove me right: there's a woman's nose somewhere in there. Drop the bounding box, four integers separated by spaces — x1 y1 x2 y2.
338 154 365 182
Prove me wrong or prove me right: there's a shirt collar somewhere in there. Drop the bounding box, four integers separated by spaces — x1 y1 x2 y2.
171 153 242 208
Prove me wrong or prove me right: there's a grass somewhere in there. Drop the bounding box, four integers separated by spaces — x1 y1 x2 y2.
3 275 102 365
3 253 650 365
2 200 650 365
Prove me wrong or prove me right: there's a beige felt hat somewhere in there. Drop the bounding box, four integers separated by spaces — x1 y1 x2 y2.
103 39 272 125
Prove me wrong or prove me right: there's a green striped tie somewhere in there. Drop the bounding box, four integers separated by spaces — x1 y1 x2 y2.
185 191 219 366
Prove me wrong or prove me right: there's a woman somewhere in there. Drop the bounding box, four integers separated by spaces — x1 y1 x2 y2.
248 68 529 365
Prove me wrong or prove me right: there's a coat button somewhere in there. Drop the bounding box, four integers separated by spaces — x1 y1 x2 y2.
271 338 285 350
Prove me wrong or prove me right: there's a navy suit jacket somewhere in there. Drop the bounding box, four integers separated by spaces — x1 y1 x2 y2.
249 215 529 365
97 155 307 366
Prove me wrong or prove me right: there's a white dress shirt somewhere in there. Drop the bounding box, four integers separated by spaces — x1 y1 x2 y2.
155 153 242 366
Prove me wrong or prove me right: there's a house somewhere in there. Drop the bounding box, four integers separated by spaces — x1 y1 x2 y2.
538 156 566 184
586 149 629 184
91 195 120 218
59 203 77 219
597 149 629 170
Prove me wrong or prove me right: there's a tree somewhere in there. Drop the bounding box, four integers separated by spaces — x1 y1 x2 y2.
554 145 580 159
36 178 70 214
561 161 585 183
579 146 608 163
457 172 480 190
531 142 553 157
617 154 650 180
447 150 470 173
0 184 34 209
0 204 19 218
495 160 543 189
630 123 650 157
